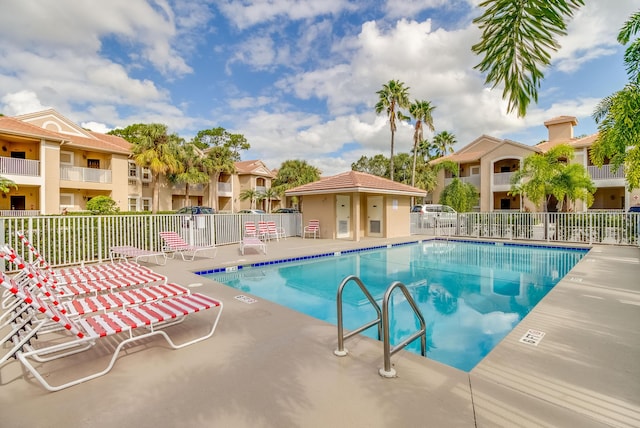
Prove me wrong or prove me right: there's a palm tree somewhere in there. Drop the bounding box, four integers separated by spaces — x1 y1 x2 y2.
375 79 410 181
510 144 595 211
0 176 17 193
272 159 321 194
261 187 279 213
240 188 258 209
111 123 181 213
432 131 457 158
409 100 436 188
591 10 640 190
173 143 214 206
472 0 583 117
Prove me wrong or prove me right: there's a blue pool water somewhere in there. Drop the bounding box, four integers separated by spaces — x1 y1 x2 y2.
200 240 587 371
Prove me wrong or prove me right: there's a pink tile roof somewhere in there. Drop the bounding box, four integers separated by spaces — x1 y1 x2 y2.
285 170 426 196
235 159 275 177
0 116 66 141
536 133 599 152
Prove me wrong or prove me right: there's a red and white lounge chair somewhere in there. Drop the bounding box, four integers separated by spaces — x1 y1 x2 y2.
303 219 320 239
159 231 217 261
240 237 267 255
0 271 223 391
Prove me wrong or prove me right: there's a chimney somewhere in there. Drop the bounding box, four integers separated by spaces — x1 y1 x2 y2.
543 116 578 142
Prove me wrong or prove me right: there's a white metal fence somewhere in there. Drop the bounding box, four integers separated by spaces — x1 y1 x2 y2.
0 213 302 269
411 212 640 246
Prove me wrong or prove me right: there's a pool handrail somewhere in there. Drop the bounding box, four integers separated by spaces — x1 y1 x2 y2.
334 275 382 357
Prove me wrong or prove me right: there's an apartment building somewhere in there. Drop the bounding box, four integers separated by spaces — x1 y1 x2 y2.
0 109 278 215
430 116 640 212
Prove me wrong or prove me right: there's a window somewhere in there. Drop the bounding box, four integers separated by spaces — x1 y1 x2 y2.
141 167 151 182
10 151 26 159
470 166 480 175
128 198 138 212
128 161 138 178
141 198 151 211
60 193 74 207
87 159 100 169
60 151 73 165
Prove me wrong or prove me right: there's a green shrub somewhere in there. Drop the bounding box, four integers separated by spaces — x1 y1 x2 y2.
86 196 119 215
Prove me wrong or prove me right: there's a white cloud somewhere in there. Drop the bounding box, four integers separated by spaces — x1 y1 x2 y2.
1 91 49 116
82 121 112 134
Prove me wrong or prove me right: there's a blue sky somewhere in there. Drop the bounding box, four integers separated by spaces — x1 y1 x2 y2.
0 0 637 176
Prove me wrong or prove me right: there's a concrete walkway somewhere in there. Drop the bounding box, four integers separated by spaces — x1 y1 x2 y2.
1 237 639 427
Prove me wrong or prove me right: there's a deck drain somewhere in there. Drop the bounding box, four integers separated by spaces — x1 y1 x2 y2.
235 295 258 304
519 329 545 346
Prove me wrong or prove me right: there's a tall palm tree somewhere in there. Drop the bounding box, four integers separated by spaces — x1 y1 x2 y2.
375 79 410 181
113 123 181 213
240 188 258 209
409 100 436 188
261 187 279 213
173 143 214 206
432 131 457 158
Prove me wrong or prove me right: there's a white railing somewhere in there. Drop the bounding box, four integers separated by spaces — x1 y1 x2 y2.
60 166 112 183
411 212 639 247
444 175 481 187
217 182 232 194
493 171 514 186
0 213 302 269
256 185 266 194
0 210 40 217
588 164 625 180
0 157 40 176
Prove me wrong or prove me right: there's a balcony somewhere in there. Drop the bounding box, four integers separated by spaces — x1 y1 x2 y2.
444 175 481 188
0 157 40 176
493 171 515 186
217 182 232 196
588 164 625 181
60 166 112 183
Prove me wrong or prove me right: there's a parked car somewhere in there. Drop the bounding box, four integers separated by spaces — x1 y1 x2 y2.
239 209 266 214
274 208 300 213
411 204 457 227
176 206 215 215
629 205 640 213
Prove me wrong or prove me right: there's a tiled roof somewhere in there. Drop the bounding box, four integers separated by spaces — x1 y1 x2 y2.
285 170 426 196
235 160 275 177
544 116 578 127
1 112 131 155
0 116 66 141
536 133 599 152
430 150 485 164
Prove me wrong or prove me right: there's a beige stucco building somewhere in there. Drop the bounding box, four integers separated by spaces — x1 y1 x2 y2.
431 116 640 212
0 109 280 215
285 171 426 241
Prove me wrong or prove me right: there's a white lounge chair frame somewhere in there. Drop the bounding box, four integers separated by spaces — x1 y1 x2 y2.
109 245 167 265
159 231 217 261
240 237 267 255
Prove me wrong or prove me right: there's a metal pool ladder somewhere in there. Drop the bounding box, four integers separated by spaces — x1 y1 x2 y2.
334 275 427 378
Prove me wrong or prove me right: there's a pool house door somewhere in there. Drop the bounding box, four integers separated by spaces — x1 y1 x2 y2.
336 195 351 239
367 196 383 237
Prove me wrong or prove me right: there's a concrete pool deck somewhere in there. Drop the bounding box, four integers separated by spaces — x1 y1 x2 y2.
1 236 639 427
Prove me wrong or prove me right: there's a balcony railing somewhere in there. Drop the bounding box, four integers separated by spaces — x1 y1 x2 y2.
493 171 514 186
0 157 40 176
444 175 481 187
217 182 232 194
588 164 625 180
60 166 112 183
0 210 40 217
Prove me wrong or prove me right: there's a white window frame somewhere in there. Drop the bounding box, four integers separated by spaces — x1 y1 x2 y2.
141 167 152 182
141 198 152 211
128 197 138 212
60 151 74 166
128 161 138 178
60 193 74 208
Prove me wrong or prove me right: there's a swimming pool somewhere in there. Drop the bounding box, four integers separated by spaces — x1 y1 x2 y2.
200 240 587 371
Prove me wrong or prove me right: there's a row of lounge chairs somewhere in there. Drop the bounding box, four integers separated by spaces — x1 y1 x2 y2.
0 233 223 392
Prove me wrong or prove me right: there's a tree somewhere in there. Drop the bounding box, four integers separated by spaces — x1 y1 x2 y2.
86 195 119 215
409 100 436 188
261 187 279 213
172 142 214 206
591 10 640 190
272 160 321 194
432 131 457 158
472 0 584 117
510 144 595 211
0 176 17 193
390 153 413 185
351 154 389 177
439 178 479 212
109 123 181 213
375 79 410 181
193 128 248 211
240 188 259 209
